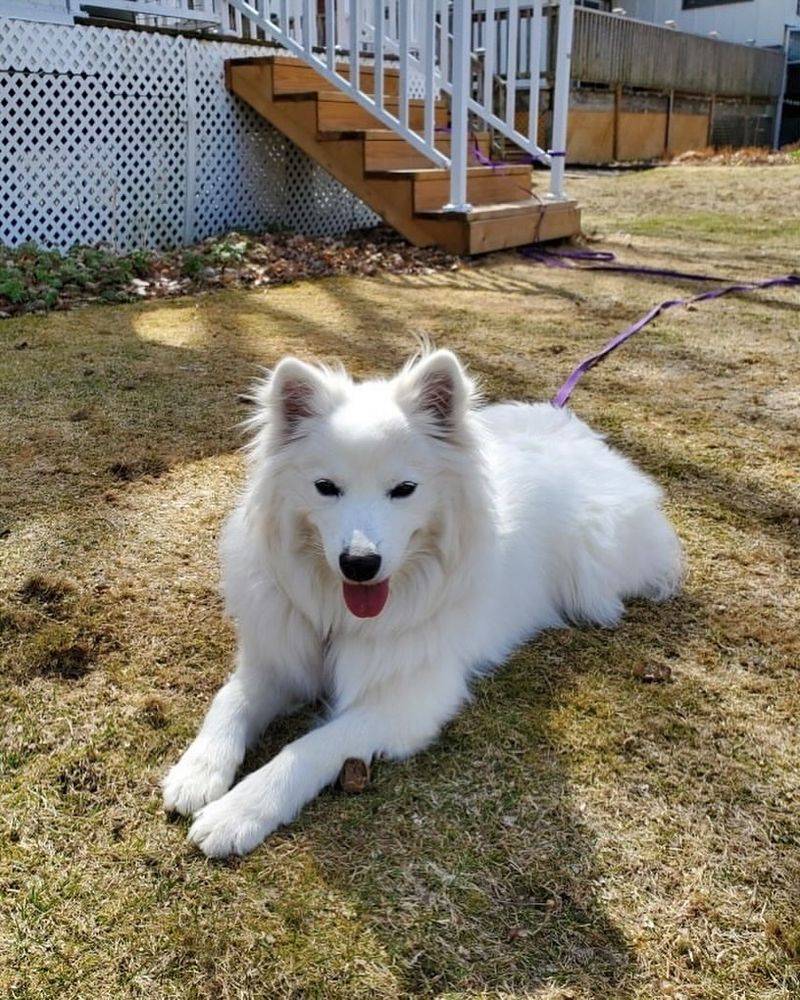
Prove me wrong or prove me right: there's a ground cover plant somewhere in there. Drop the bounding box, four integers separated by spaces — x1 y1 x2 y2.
1 164 799 999
0 230 457 319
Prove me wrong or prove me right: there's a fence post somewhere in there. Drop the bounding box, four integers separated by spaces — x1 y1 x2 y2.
665 88 674 158
773 25 794 149
445 0 471 212
706 93 715 147
548 0 573 200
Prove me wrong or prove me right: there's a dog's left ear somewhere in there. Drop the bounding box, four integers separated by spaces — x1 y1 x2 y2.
395 350 475 440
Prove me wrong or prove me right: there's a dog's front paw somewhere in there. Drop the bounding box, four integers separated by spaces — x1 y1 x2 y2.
187 793 273 859
162 750 233 816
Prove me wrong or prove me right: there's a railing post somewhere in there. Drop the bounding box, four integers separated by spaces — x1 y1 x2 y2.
445 0 471 213
548 0 573 200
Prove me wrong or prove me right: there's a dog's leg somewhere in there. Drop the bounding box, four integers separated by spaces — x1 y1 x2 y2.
162 658 292 817
187 660 467 858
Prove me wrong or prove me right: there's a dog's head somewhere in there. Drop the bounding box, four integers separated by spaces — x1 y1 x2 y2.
251 350 480 620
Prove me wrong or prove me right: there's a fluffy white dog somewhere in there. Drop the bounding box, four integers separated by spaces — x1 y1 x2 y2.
163 349 683 857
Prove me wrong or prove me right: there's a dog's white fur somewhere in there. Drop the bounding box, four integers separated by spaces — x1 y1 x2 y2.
163 350 683 857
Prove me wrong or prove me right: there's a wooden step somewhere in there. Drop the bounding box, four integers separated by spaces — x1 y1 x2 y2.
270 54 401 98
381 165 532 212
225 58 581 255
309 90 447 133
434 198 583 254
362 129 492 171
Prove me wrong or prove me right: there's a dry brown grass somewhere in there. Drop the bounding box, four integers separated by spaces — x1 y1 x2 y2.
670 146 799 166
1 165 799 999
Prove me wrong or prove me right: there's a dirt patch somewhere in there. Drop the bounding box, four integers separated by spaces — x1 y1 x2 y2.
18 574 76 609
108 455 171 482
56 757 103 797
26 629 95 681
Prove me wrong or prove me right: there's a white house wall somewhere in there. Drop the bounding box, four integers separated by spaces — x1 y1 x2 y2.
623 0 799 48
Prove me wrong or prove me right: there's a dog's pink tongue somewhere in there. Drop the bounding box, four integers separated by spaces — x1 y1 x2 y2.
342 579 390 618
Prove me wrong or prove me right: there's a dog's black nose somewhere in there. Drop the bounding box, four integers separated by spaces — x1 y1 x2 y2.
339 552 381 582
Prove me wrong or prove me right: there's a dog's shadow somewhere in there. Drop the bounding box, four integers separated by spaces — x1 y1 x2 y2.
234 592 705 997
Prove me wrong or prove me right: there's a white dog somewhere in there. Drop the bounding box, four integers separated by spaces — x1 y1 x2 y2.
163 349 683 857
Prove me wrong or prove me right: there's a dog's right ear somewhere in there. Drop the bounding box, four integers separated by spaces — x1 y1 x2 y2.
264 357 338 442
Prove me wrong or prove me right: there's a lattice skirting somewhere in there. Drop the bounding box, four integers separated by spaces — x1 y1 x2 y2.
0 19 380 251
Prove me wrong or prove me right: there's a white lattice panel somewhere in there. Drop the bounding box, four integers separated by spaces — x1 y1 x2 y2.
185 37 379 243
0 19 379 251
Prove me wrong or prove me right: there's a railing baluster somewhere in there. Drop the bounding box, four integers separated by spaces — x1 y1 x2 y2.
414 0 425 59
438 0 449 86
350 0 360 91
325 0 335 69
423 0 435 149
373 0 384 112
549 0 574 199
303 0 313 50
482 0 495 120
336 0 347 50
527 0 543 150
505 0 518 131
296 0 304 43
399 0 409 131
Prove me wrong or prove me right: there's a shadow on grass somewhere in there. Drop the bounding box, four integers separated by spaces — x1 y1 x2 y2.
229 593 710 996
1 281 792 995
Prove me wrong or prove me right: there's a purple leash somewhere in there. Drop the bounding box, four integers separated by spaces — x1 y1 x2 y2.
520 245 730 283
549 271 800 408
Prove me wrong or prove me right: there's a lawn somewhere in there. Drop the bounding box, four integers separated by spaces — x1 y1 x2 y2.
1 165 799 999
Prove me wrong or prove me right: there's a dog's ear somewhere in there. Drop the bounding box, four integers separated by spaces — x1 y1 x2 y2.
395 350 475 440
266 357 338 441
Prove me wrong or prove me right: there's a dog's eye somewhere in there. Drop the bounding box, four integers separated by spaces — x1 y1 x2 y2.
314 479 341 497
389 481 417 499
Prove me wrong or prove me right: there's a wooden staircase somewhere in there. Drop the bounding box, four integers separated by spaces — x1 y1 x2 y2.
225 56 581 255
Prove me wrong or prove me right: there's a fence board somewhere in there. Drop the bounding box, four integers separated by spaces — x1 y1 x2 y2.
572 7 784 99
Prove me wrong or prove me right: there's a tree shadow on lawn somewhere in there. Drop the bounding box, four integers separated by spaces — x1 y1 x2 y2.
379 256 800 313
2 286 790 995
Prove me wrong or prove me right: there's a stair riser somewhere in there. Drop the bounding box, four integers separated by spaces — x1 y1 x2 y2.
364 137 492 172
271 61 401 98
413 171 532 212
317 100 448 133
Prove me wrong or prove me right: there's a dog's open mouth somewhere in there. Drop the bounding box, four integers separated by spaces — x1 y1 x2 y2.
342 579 390 618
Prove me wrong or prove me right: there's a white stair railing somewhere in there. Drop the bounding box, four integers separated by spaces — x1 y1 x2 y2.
222 0 451 169
222 0 575 212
